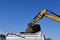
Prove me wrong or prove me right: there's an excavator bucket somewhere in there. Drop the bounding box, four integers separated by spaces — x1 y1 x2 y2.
25 24 41 33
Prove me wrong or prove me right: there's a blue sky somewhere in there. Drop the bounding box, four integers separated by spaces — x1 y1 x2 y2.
0 0 60 40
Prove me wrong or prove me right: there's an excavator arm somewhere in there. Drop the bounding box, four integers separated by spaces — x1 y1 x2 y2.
31 9 60 25
30 9 47 25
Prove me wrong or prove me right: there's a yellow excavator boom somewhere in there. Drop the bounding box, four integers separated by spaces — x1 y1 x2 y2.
31 9 60 25
45 13 60 22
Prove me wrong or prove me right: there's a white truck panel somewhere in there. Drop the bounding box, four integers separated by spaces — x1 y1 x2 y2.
6 33 45 40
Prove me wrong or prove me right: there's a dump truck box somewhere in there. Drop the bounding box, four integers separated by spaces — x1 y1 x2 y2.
6 32 45 40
